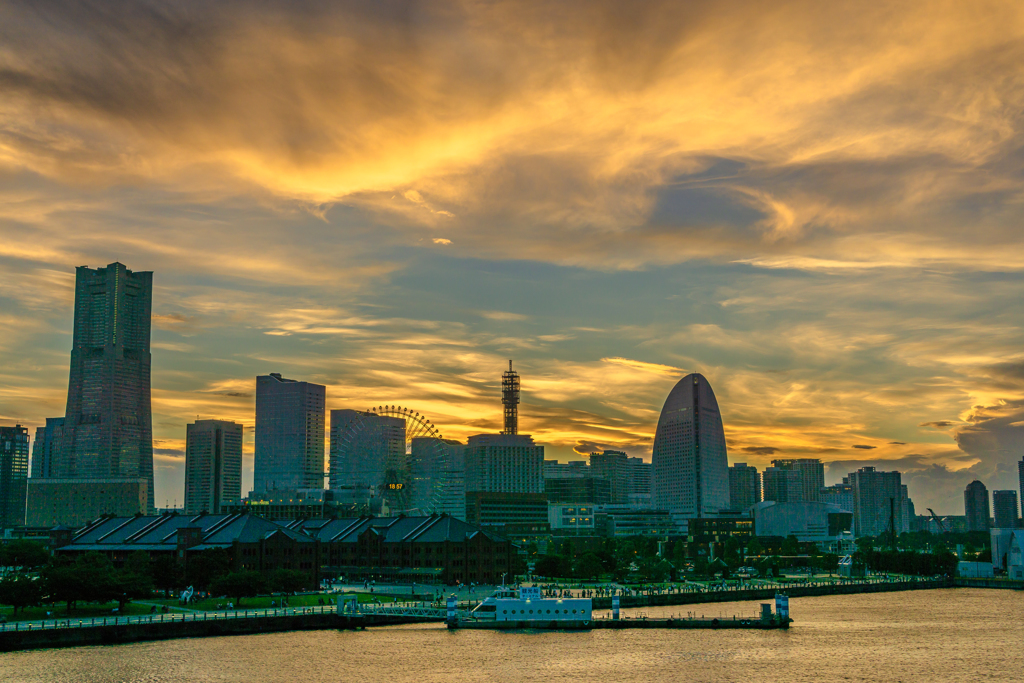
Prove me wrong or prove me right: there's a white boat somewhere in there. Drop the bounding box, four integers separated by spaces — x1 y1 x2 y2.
469 586 592 623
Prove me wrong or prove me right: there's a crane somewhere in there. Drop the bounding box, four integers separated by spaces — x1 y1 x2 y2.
927 508 948 534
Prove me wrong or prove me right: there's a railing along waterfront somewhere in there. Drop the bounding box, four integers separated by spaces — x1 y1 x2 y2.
0 577 951 633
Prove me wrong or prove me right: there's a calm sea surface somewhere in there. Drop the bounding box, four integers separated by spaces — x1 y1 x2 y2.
1 588 1020 683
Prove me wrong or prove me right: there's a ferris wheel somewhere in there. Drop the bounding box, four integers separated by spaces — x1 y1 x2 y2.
333 405 452 514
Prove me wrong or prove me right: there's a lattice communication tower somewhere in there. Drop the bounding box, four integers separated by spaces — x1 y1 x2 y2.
501 360 520 435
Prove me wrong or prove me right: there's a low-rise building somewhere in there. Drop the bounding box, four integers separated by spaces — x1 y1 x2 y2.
291 515 515 585
465 491 549 533
597 507 676 537
1008 531 1024 580
53 512 322 586
687 516 754 546
52 512 516 587
750 501 853 544
547 504 596 534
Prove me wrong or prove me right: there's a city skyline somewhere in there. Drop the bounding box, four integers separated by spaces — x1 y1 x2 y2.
3 3 1024 514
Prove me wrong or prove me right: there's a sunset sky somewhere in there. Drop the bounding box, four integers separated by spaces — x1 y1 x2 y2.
2 1 1024 512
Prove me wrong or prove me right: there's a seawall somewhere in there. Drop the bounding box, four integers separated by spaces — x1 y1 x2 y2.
0 612 427 653
590 578 954 609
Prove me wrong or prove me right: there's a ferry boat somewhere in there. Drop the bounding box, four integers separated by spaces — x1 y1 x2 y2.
467 586 592 626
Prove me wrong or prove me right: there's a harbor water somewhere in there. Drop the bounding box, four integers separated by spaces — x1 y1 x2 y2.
1 588 1020 683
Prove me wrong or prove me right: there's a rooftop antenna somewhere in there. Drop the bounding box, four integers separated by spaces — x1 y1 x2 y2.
501 360 520 435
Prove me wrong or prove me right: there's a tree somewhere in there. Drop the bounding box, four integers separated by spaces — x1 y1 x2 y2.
640 558 672 582
151 556 185 596
534 554 570 578
1 540 50 574
209 571 266 608
781 535 801 557
185 549 232 590
113 551 155 608
509 554 527 578
267 569 310 594
573 553 604 580
745 537 763 558
723 537 743 567
817 553 840 576
0 574 43 615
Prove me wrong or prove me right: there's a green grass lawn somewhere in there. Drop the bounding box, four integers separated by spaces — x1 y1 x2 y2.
148 591 401 611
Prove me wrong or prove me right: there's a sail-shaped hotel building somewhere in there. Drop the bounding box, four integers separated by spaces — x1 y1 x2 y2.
652 373 730 524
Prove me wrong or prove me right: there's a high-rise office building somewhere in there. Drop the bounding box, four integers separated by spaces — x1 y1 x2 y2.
410 437 466 518
848 467 907 537
590 450 629 504
544 476 612 504
31 417 64 479
254 373 325 492
57 262 155 513
0 425 29 527
464 433 544 494
626 456 652 508
329 409 406 493
652 373 729 520
821 482 855 514
1019 458 1024 519
992 490 1019 529
184 420 243 515
729 463 761 510
770 459 824 502
762 466 802 503
964 480 991 531
544 460 588 479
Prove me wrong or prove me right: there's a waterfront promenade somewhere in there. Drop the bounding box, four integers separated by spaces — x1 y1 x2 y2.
0 575 976 652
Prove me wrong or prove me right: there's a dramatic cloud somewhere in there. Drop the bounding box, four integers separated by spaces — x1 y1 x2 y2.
741 447 779 456
2 1 1024 509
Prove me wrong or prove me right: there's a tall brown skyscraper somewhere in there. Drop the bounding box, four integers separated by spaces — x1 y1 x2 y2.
55 262 154 513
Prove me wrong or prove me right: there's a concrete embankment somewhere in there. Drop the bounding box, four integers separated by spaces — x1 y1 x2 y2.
452 617 789 631
953 578 1024 589
590 578 954 610
0 613 427 653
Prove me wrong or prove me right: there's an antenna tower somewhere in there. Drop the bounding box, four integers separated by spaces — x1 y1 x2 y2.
501 360 520 435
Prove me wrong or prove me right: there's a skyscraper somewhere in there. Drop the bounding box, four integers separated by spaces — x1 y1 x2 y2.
329 409 406 493
254 373 325 492
31 417 64 479
0 425 29 527
992 490 1019 529
848 467 906 537
770 458 825 502
626 456 653 508
729 462 761 510
184 420 243 514
762 466 802 503
964 480 991 531
652 373 729 520
410 437 466 518
464 434 544 494
58 262 155 513
821 482 855 513
1019 457 1024 519
590 450 629 504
